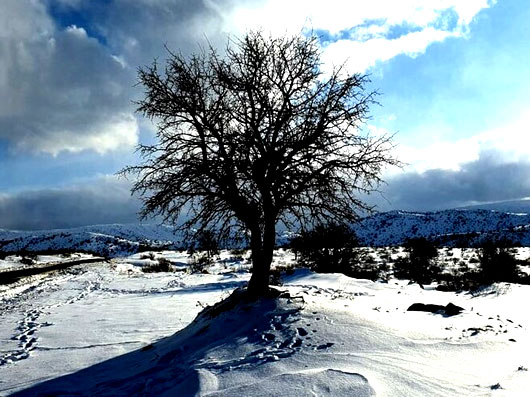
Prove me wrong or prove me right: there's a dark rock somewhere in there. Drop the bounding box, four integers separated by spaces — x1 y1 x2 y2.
316 342 334 350
444 303 464 316
407 302 464 316
407 303 445 313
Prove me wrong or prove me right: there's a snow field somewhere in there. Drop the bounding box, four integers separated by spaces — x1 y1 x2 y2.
0 248 529 396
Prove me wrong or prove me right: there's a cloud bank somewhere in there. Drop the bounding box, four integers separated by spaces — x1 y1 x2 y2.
1 151 529 230
0 177 142 230
392 110 530 173
372 151 530 211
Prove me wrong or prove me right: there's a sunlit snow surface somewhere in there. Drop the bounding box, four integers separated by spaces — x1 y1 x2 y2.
0 250 529 396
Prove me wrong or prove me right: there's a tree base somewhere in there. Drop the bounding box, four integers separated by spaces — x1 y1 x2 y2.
247 276 272 298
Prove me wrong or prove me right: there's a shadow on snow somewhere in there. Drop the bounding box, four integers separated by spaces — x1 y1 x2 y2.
13 289 303 396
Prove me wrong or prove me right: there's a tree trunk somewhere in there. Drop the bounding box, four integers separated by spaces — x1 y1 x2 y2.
247 220 276 296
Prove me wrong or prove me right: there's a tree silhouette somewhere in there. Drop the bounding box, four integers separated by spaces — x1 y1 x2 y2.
123 31 399 295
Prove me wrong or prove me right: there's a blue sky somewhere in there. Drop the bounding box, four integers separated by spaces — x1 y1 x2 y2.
1 0 529 229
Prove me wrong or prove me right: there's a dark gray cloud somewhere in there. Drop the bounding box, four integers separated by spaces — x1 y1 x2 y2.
0 0 245 155
80 0 229 66
371 151 530 211
0 0 138 154
0 178 143 230
46 0 239 72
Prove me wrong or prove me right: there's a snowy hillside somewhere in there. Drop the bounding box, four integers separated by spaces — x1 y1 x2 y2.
459 198 530 214
0 224 184 257
353 209 530 246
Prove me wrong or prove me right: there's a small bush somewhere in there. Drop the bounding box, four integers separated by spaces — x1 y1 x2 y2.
379 251 391 261
142 257 173 273
290 223 360 275
19 252 38 266
478 240 519 283
393 238 440 284
469 256 480 264
437 267 482 292
348 263 385 281
188 254 212 274
20 256 36 266
269 268 283 286
140 252 156 260
362 254 377 265
230 248 247 257
227 248 247 261
189 229 220 259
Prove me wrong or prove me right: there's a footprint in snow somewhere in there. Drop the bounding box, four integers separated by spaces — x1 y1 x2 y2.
272 322 284 331
291 338 303 348
296 327 308 337
1 308 54 366
262 333 276 342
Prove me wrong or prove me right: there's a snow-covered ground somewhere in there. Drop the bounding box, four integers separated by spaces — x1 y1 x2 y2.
1 249 529 396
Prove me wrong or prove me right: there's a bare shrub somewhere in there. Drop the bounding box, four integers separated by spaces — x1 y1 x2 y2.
142 257 173 273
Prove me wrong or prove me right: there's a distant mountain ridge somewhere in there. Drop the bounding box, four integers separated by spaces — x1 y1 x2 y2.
1 208 530 256
0 224 183 257
353 209 530 246
458 198 530 213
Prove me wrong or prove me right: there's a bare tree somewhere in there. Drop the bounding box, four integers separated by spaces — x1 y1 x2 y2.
123 31 399 296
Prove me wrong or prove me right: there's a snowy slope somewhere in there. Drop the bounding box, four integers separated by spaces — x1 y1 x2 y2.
1 253 528 396
459 198 530 214
353 209 530 246
0 224 184 257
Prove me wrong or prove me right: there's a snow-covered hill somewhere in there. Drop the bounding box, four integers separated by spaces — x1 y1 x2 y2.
0 224 184 257
459 198 530 213
353 209 530 246
1 208 530 257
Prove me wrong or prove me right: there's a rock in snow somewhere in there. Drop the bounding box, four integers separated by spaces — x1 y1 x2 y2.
407 302 464 316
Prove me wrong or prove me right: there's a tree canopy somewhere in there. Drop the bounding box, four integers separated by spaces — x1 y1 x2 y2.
123 31 399 295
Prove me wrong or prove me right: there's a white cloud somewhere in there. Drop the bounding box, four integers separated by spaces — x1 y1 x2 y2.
322 27 455 73
65 25 88 37
220 0 494 35
16 114 139 155
453 0 495 25
396 110 530 172
216 0 495 73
